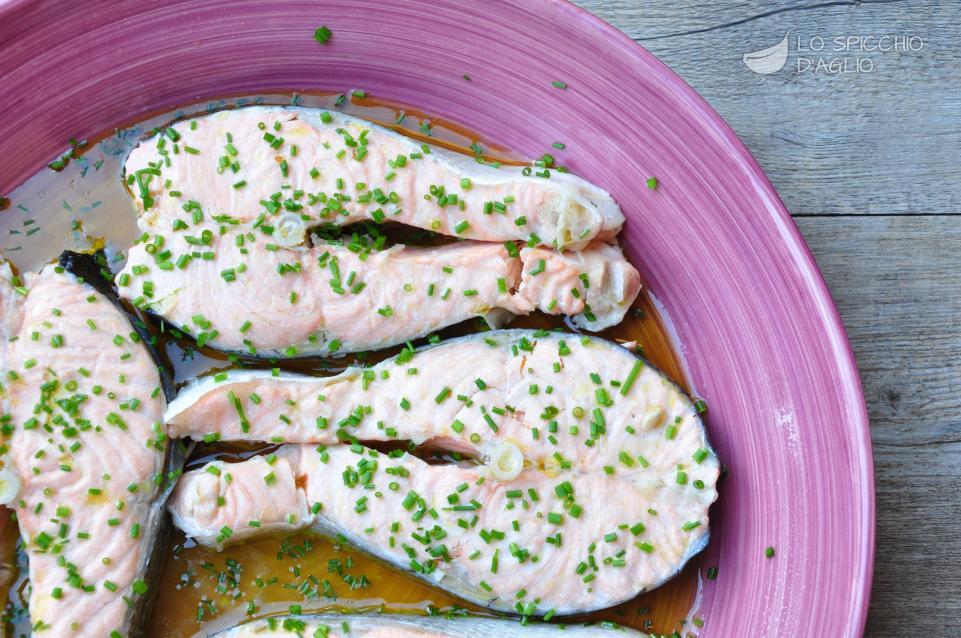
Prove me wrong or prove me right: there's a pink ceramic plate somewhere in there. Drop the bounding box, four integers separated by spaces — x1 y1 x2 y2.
0 0 873 635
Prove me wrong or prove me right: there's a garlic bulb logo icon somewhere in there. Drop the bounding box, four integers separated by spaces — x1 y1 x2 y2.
743 33 789 74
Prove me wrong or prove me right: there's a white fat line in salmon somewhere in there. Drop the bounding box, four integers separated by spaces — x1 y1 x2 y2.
116 229 640 357
0 256 169 637
124 107 624 250
167 330 719 615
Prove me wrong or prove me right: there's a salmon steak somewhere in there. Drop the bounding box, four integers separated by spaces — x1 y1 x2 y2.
117 230 640 357
167 331 719 615
123 107 624 250
0 254 172 637
205 613 644 637
116 106 639 357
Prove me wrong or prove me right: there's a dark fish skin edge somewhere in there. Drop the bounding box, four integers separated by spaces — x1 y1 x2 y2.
126 439 189 638
57 250 187 637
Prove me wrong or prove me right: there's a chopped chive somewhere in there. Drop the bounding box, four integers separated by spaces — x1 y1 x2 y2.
620 360 643 395
314 26 332 44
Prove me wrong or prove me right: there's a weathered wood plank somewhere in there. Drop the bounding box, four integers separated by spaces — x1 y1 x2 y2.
868 441 961 635
796 215 960 636
574 0 961 216
798 215 961 448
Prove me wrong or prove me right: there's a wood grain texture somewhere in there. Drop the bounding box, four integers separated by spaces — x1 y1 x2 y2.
797 216 961 637
572 2 959 635
575 0 961 216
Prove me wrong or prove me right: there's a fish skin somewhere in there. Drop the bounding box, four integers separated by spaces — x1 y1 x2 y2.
124 107 623 250
0 507 17 603
167 330 719 615
117 222 640 356
204 614 644 637
0 256 171 637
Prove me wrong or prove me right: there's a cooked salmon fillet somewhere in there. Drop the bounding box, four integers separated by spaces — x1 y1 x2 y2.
207 613 644 637
124 107 623 250
167 331 718 615
117 106 639 356
518 242 641 332
117 227 640 356
0 259 23 365
0 260 167 636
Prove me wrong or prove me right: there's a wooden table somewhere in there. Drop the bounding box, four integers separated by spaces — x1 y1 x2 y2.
574 2 960 635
